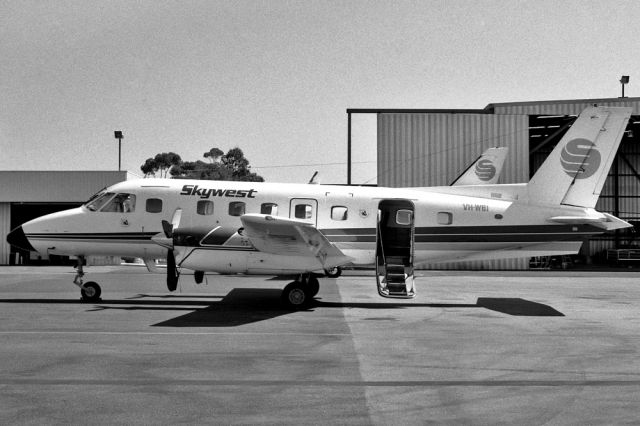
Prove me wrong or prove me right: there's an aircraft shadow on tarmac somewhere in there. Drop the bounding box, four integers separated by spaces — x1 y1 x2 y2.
136 291 565 326
0 292 563 327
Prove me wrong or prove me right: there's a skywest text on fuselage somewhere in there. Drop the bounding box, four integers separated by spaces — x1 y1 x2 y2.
180 185 257 199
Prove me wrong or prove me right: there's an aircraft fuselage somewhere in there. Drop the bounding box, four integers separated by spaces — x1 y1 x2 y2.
15 178 605 274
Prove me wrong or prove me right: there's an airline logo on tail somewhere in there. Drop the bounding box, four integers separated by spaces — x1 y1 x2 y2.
560 138 601 179
474 159 496 181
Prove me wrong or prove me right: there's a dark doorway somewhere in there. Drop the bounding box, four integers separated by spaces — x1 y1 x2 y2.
10 203 80 265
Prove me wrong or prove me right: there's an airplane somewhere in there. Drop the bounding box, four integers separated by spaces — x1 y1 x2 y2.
7 106 632 309
450 147 508 186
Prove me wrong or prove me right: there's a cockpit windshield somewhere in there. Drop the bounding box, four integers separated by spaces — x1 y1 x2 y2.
102 193 136 213
85 192 115 211
84 192 136 213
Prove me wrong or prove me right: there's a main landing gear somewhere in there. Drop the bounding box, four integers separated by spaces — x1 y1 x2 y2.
73 256 102 302
281 273 320 309
324 266 342 278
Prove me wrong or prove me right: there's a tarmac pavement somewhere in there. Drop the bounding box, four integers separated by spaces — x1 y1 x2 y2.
0 266 639 424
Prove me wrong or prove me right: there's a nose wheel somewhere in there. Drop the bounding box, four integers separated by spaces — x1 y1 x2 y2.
80 281 102 302
73 256 102 302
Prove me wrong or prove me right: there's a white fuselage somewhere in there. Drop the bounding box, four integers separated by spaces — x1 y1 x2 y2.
18 178 607 274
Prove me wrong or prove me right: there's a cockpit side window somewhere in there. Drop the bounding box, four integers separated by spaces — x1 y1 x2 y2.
101 193 136 213
85 192 115 212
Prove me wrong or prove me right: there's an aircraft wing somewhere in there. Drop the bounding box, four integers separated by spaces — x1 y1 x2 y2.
240 214 353 269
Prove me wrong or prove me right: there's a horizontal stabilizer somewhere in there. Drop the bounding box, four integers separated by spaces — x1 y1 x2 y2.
240 214 353 269
547 213 631 230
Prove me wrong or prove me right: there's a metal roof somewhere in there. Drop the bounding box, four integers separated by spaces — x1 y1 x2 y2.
486 97 640 115
348 97 640 116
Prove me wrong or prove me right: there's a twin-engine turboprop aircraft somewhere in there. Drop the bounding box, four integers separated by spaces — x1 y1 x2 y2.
7 106 632 308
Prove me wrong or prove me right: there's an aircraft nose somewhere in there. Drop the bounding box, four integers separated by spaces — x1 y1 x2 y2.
6 226 36 252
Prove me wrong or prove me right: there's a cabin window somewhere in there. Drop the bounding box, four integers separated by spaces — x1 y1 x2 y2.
437 211 453 225
228 201 246 217
197 200 214 216
396 209 413 226
295 204 312 219
85 192 115 212
331 206 348 221
146 198 163 213
261 203 278 215
101 193 136 213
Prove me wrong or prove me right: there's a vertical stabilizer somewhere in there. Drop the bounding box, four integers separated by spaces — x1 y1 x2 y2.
451 147 508 186
527 106 631 208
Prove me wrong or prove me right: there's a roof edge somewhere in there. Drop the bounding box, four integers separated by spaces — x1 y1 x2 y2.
485 96 640 110
346 108 490 114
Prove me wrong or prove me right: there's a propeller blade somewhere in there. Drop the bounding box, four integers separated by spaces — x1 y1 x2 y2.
171 208 183 230
162 209 183 239
161 220 173 238
166 249 179 292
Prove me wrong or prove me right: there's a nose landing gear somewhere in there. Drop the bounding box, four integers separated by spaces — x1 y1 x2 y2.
73 256 102 302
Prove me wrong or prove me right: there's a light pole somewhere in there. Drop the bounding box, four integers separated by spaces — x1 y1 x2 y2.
114 131 123 171
620 75 629 98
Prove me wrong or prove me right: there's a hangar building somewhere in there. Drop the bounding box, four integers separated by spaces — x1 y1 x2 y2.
0 171 133 265
349 97 640 269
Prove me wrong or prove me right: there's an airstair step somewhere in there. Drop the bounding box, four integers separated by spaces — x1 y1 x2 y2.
385 256 406 265
386 273 406 283
386 264 405 272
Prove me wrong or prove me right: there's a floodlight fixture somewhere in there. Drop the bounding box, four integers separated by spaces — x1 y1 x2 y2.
114 130 124 171
620 75 630 98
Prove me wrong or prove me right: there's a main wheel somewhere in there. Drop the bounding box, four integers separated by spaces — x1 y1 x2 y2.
194 270 204 284
80 281 102 302
324 266 342 278
306 276 320 297
281 281 311 309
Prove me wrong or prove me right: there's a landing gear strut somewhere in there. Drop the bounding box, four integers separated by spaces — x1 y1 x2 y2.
73 256 102 302
281 273 320 309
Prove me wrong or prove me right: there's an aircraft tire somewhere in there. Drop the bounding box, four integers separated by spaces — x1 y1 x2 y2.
194 271 204 284
306 276 320 297
281 281 311 309
80 282 102 302
324 267 341 278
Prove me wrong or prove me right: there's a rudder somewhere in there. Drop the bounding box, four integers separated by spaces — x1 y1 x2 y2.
527 106 631 208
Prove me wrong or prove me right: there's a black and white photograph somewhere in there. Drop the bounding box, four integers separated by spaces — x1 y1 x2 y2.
2 1 640 424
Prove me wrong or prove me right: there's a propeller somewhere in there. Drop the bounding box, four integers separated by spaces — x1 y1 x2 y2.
161 208 182 292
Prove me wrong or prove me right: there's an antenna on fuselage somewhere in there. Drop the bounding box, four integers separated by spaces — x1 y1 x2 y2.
308 171 319 184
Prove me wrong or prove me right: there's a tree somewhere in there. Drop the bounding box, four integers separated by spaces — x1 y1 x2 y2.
203 147 224 163
140 152 182 178
140 158 157 177
146 147 264 181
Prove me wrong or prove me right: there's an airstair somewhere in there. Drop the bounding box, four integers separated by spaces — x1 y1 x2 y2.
376 200 416 298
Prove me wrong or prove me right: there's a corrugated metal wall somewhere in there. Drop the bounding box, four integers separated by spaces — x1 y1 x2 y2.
378 113 529 187
0 203 11 265
377 113 530 269
374 98 640 270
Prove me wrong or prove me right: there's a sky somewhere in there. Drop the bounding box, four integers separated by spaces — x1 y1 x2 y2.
2 0 639 184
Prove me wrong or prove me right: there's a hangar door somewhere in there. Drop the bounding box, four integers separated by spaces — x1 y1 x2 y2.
9 203 81 265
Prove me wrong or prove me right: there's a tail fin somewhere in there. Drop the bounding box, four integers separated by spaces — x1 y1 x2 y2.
527 106 632 208
451 147 508 186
